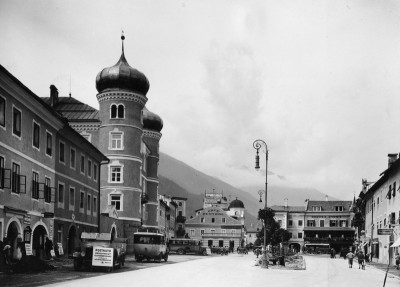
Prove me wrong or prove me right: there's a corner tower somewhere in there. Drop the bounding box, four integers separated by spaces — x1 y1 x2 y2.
141 107 163 229
96 34 149 245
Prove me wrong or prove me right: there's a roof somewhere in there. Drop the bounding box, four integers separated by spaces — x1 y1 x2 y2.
42 97 100 121
271 205 305 212
306 201 353 212
229 198 244 209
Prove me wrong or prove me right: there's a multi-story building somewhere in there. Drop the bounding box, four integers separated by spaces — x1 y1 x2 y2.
171 196 187 237
273 198 355 253
42 35 164 253
0 65 106 259
185 194 245 249
358 153 400 265
158 194 178 240
272 199 306 252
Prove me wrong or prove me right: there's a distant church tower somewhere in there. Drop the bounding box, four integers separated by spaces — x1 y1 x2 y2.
227 198 245 225
95 34 162 249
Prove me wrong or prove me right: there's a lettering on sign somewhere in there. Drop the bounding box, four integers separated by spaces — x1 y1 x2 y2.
92 247 113 267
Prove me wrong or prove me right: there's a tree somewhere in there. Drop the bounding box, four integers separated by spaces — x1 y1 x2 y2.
257 208 291 246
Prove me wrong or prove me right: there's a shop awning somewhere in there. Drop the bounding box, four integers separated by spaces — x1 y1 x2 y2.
390 237 400 248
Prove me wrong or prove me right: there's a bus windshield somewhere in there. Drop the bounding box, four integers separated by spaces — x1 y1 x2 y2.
134 234 165 245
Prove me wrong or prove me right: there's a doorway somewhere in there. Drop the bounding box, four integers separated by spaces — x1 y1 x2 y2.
32 225 47 259
6 221 19 261
67 226 77 257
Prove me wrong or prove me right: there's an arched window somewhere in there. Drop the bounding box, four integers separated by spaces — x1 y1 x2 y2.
118 105 124 118
111 104 117 118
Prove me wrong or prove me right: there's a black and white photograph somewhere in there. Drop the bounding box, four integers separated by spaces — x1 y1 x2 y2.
0 1 399 286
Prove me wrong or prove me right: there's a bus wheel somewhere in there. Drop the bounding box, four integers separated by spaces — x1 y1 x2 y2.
177 249 185 255
164 253 168 262
202 250 207 256
156 253 162 263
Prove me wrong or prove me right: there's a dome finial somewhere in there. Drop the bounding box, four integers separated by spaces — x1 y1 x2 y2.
121 30 125 54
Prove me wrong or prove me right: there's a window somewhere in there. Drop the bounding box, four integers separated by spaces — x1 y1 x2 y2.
110 194 121 211
0 96 5 127
0 156 4 189
110 132 123 150
33 122 40 149
393 182 397 197
200 217 205 223
87 194 91 211
93 196 97 214
312 206 322 211
69 187 75 208
340 220 347 227
335 206 344 212
44 177 51 203
222 218 226 223
307 220 315 227
80 191 85 210
190 229 195 236
58 183 64 204
110 166 122 182
11 162 20 193
12 107 21 137
32 171 39 199
59 142 65 163
46 132 52 156
88 159 92 178
278 220 282 227
70 148 76 169
211 218 215 223
298 232 303 239
330 220 338 227
298 220 303 226
80 155 85 174
288 220 293 227
320 220 325 227
111 104 124 119
93 164 98 181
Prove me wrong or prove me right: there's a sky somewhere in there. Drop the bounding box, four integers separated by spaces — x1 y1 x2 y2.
1 0 400 201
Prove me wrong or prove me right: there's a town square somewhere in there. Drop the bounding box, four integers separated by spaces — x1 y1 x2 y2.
1 1 400 286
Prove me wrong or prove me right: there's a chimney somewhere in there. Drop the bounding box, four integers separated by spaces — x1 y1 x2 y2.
50 85 59 107
284 198 288 208
304 199 309 210
388 153 398 168
325 195 328 202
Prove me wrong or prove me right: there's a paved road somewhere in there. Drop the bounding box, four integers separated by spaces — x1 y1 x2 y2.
45 254 400 287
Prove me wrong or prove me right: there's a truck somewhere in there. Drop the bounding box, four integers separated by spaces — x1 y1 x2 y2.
73 232 127 272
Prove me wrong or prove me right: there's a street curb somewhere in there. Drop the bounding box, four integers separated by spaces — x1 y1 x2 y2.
366 264 400 281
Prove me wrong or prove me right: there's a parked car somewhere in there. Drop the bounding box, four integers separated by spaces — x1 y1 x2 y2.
73 232 127 272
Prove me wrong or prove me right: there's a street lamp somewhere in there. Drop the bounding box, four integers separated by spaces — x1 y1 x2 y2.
253 139 268 268
258 189 264 203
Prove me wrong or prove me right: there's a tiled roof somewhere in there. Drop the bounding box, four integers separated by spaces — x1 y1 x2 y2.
306 201 353 212
42 97 100 121
271 205 305 212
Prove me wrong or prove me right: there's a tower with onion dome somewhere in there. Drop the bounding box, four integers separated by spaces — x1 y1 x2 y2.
95 34 162 250
227 197 245 225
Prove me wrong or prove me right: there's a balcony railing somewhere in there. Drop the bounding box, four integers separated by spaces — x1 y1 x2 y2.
202 232 242 237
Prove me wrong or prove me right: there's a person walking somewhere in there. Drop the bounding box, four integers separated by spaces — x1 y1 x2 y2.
44 237 53 260
395 252 400 270
357 250 365 270
346 250 355 268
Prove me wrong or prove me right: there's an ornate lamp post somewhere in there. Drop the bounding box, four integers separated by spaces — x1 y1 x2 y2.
253 139 268 268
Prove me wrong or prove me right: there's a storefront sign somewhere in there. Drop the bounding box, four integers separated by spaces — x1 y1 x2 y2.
25 244 32 256
378 229 393 235
92 247 113 267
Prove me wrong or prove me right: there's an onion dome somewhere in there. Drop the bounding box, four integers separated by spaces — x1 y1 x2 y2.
143 107 163 132
229 197 245 209
96 34 150 95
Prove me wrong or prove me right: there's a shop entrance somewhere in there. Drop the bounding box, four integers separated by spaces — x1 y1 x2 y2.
68 226 77 256
32 225 47 259
6 221 19 261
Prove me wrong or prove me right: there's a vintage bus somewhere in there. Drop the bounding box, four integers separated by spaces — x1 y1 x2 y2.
303 243 331 254
168 238 209 255
133 232 168 262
